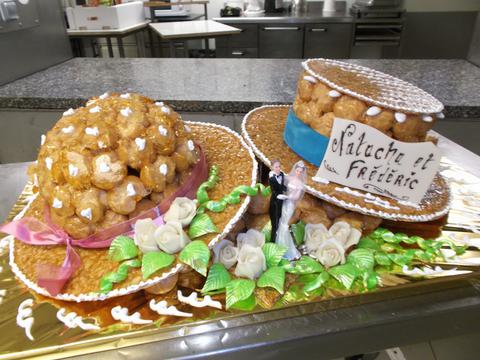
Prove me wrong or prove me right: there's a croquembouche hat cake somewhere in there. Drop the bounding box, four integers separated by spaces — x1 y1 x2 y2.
0 92 258 302
242 58 450 222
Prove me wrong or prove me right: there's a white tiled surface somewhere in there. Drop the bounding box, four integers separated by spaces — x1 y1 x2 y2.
149 20 241 39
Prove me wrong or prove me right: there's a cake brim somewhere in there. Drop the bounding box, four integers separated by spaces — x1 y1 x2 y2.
241 105 450 222
8 121 257 302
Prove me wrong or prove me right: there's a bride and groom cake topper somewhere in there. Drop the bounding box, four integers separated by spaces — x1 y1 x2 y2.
269 159 307 260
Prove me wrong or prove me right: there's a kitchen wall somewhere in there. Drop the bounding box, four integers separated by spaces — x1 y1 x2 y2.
0 0 72 85
468 12 480 66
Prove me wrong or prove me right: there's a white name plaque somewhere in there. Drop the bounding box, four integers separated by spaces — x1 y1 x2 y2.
313 118 441 204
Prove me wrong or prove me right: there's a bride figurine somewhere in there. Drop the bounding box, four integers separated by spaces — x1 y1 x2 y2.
275 161 306 260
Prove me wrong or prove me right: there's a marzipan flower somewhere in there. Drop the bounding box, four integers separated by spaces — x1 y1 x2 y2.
315 238 346 268
234 244 267 280
329 221 362 250
304 223 330 253
134 218 159 253
236 229 265 249
154 221 191 254
163 197 197 227
213 239 238 269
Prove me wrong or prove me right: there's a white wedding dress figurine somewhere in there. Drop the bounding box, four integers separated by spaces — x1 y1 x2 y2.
275 161 306 260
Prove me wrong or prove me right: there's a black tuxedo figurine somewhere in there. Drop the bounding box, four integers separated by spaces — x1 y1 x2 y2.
269 161 287 242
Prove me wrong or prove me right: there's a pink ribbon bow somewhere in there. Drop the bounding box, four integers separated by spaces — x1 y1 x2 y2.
0 145 208 296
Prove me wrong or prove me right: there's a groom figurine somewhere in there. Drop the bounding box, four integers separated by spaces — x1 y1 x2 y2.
269 159 286 242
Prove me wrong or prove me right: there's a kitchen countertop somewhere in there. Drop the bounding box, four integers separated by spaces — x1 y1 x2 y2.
0 58 479 118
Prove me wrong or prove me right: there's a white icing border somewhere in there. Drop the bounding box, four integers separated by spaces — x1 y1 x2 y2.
7 121 257 302
241 105 451 222
302 58 444 114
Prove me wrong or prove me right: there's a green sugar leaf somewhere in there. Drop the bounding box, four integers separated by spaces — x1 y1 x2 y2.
328 263 358 290
108 235 139 262
141 251 175 280
257 266 286 294
201 263 232 294
262 243 288 268
284 256 324 274
188 213 219 239
230 294 257 311
347 248 375 271
303 271 330 293
291 220 306 247
261 221 272 243
226 279 256 309
374 251 392 266
179 240 210 276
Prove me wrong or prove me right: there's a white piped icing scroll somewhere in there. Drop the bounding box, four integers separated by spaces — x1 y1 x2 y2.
80 208 92 221
120 93 131 99
394 112 406 123
401 265 470 277
126 183 136 197
158 125 168 136
40 134 46 146
56 309 100 331
63 108 75 116
159 164 168 176
52 198 63 209
303 75 318 84
68 164 78 177
86 99 97 107
187 140 195 151
85 127 99 136
135 137 146 151
328 90 341 98
62 125 75 134
17 299 34 341
0 289 6 304
111 306 152 325
366 106 381 117
120 107 132 117
177 290 222 309
45 157 53 170
89 106 101 114
99 92 109 100
149 299 192 317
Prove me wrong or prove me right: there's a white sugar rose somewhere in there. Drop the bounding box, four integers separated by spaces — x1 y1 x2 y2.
315 238 346 268
134 218 159 253
304 223 330 253
234 244 267 280
154 221 191 254
163 197 197 227
236 229 265 249
213 239 238 269
329 221 362 250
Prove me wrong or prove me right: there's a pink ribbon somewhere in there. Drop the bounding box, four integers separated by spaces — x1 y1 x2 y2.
0 146 208 296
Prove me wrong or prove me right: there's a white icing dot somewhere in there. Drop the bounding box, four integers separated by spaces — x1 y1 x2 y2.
40 134 46 146
63 108 75 116
68 164 79 177
303 75 317 84
187 140 194 151
184 125 191 133
86 99 97 107
80 208 92 221
366 106 381 117
120 107 132 117
161 106 170 114
328 90 341 98
422 114 433 122
436 112 445 119
159 164 168 176
155 101 164 107
61 125 75 134
394 112 407 123
85 127 99 136
45 157 53 170
98 141 106 149
120 93 130 99
89 106 101 114
98 162 110 173
33 174 39 187
99 92 109 100
52 198 63 209
135 137 146 151
158 125 168 136
126 183 136 197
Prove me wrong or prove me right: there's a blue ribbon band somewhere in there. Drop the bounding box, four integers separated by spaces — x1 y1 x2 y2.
283 108 330 167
